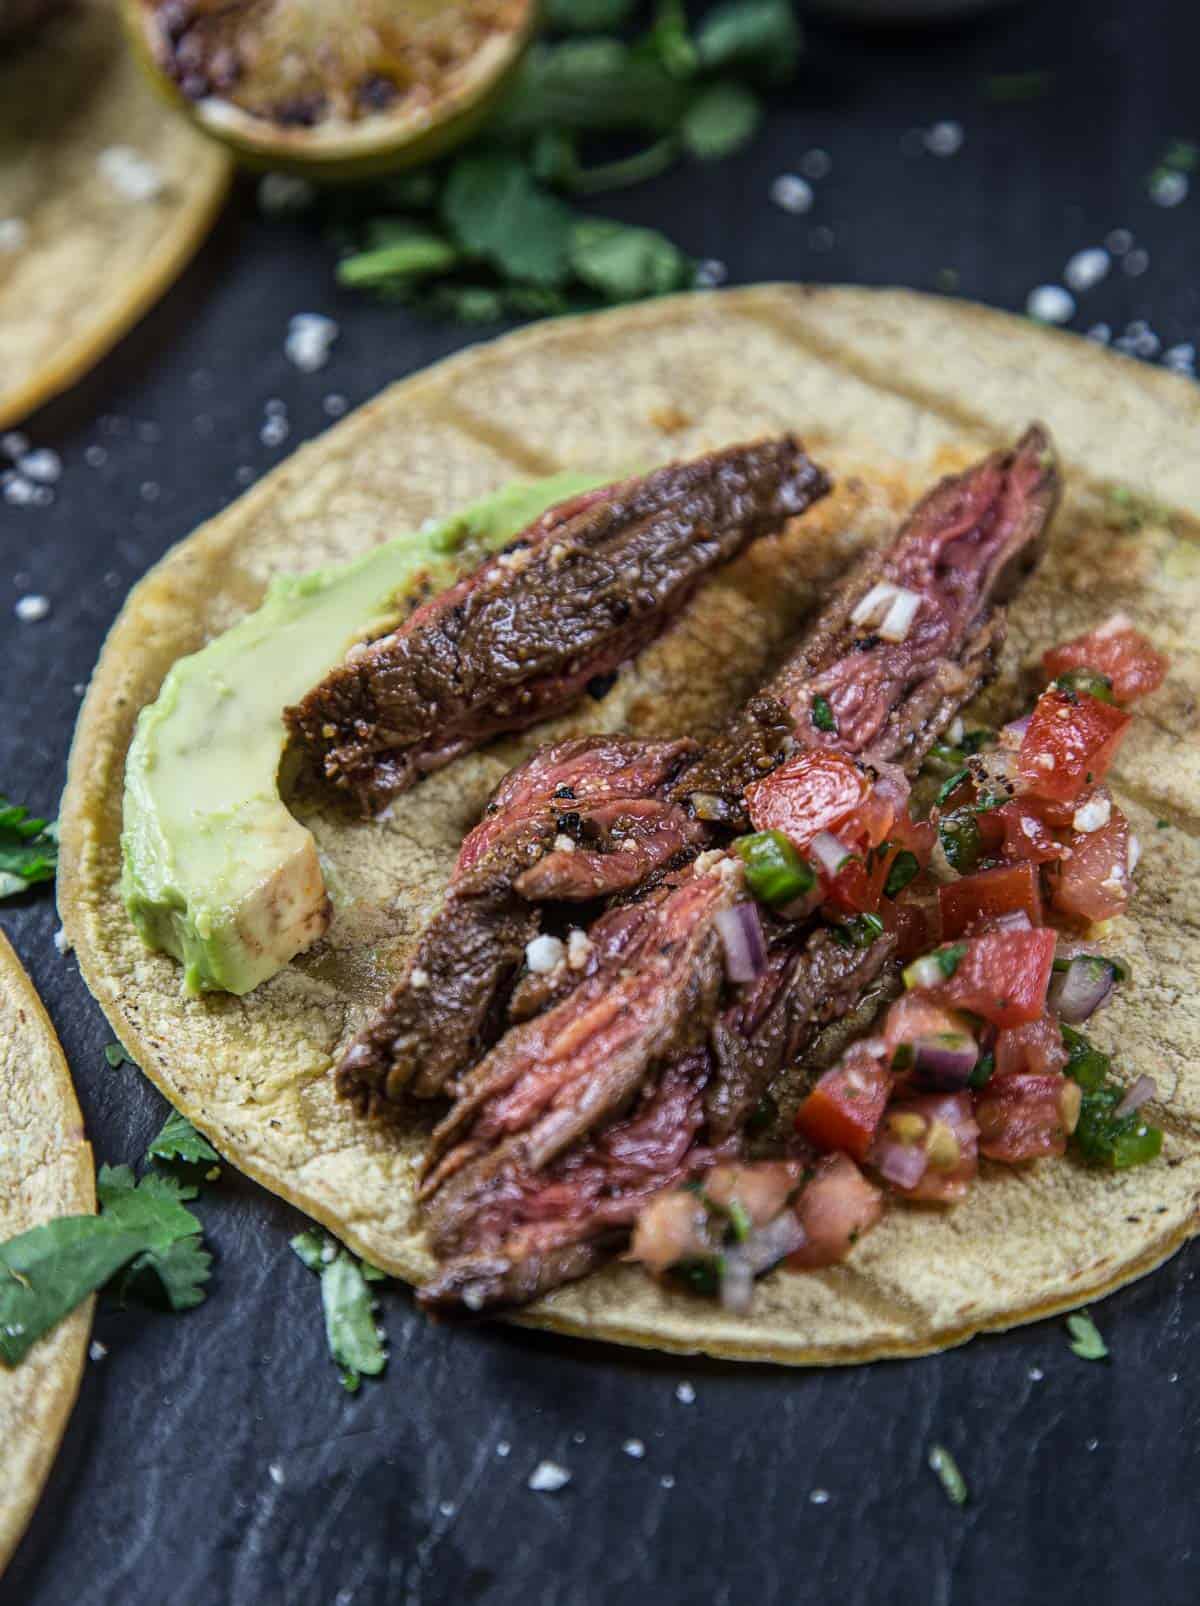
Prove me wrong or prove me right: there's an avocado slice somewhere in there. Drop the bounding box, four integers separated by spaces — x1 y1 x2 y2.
121 471 607 996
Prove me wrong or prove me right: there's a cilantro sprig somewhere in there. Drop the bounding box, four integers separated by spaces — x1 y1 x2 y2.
327 0 800 323
0 1165 212 1366
0 796 58 899
291 1228 388 1392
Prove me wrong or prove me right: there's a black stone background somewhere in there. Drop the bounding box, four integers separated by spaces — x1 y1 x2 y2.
3 3 1199 1602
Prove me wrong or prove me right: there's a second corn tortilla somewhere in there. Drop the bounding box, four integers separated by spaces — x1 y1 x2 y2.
59 285 1200 1363
0 0 230 429
0 930 94 1575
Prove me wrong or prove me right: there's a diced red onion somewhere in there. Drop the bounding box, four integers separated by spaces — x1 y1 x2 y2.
993 910 1033 932
716 902 767 984
911 1033 978 1091
1115 1074 1158 1119
872 1132 929 1190
1000 714 1031 748
810 831 854 879
850 580 922 642
777 884 822 922
742 1213 807 1275
719 1251 755 1314
1049 955 1117 1023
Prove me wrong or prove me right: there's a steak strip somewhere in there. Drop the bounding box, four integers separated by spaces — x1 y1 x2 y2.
416 428 1061 1313
288 436 829 811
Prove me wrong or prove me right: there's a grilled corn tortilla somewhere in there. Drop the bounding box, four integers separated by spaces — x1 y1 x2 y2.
0 0 230 429
59 286 1200 1364
0 931 94 1574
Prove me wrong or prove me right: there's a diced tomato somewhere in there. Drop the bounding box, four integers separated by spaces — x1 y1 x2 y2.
746 749 878 849
929 928 1057 1027
890 1093 979 1203
994 1016 1068 1078
1017 688 1131 805
703 1162 802 1227
883 994 973 1063
628 1191 711 1275
974 1072 1081 1162
881 894 939 962
794 1042 891 1162
1047 810 1133 922
788 1153 884 1269
1043 618 1168 703
824 812 938 918
823 855 885 916
939 862 1044 938
993 799 1066 864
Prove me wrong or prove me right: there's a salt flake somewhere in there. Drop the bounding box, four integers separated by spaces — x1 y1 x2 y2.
528 1460 571 1493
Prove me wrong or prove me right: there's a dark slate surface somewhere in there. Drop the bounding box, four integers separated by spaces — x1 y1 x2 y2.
3 3 1198 1603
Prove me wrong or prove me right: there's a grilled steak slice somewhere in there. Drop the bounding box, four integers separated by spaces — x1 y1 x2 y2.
336 737 705 1106
418 1052 737 1313
289 437 830 811
674 423 1059 824
706 923 896 1139
419 924 895 1314
418 860 741 1246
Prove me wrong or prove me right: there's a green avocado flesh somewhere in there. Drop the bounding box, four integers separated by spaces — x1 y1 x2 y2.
121 471 606 996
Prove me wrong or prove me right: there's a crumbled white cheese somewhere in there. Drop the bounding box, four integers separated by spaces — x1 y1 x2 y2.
0 218 27 253
525 935 565 974
566 928 593 970
409 967 429 990
552 833 577 854
675 1381 696 1404
925 121 964 157
527 1460 571 1493
285 313 339 373
1072 795 1112 834
53 926 71 955
770 174 813 214
98 145 165 202
88 1340 107 1362
1064 248 1110 293
622 1439 646 1459
947 716 964 746
1026 284 1076 325
15 594 50 622
692 848 726 876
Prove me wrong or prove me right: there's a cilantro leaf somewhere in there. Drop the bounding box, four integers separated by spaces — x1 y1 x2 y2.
337 229 460 289
569 217 693 301
145 1111 219 1167
545 0 637 31
651 0 699 79
491 41 687 138
681 81 761 160
0 1166 211 1364
695 0 801 85
292 1227 387 1390
1066 1311 1109 1361
104 1041 136 1069
0 797 58 899
442 153 572 287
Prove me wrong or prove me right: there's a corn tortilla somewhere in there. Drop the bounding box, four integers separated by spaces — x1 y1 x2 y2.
0 930 94 1574
0 0 230 429
59 286 1200 1363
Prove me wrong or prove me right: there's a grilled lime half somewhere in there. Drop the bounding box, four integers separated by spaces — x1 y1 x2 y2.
123 0 537 180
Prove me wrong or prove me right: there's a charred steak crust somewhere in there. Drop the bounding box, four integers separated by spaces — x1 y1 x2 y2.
288 436 830 811
414 429 1062 1314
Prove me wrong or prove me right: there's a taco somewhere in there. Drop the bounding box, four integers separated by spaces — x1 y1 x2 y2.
0 930 93 1575
60 286 1200 1363
0 0 230 429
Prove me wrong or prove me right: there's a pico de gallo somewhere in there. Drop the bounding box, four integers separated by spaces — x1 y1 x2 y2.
631 616 1169 1314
